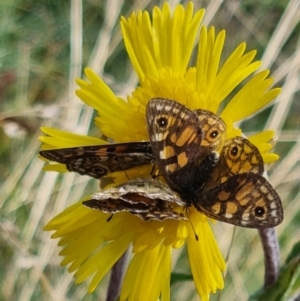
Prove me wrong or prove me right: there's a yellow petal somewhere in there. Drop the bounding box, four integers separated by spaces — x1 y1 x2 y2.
196 27 226 101
121 244 171 301
42 163 68 173
40 127 106 148
262 153 279 163
121 2 204 81
186 210 225 301
248 130 279 163
248 130 275 145
75 232 133 292
221 71 281 121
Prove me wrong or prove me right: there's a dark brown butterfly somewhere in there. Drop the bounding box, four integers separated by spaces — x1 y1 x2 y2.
145 98 283 228
40 98 283 227
146 98 226 198
39 108 225 180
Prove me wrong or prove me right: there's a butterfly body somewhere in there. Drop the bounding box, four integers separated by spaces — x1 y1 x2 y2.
166 151 220 205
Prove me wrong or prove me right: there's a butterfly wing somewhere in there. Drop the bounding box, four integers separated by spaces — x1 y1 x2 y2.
194 109 227 161
196 173 283 228
39 142 153 178
146 98 208 195
83 193 150 214
83 180 186 221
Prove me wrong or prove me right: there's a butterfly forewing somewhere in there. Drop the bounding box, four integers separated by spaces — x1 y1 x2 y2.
146 98 202 172
194 109 227 160
39 142 153 178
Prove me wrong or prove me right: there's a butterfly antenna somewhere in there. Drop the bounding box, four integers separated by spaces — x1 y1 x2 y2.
116 157 130 180
186 208 199 241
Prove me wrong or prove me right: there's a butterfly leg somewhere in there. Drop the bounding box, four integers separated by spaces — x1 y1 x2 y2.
107 214 114 222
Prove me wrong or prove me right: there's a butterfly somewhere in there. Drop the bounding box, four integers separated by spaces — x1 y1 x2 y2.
146 99 227 197
39 109 226 179
83 179 186 221
146 98 283 228
39 103 227 223
40 97 283 227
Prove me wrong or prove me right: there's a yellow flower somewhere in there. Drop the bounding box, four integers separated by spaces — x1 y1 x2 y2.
41 2 281 301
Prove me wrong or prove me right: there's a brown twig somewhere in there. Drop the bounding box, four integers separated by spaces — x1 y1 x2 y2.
258 228 280 288
105 249 129 301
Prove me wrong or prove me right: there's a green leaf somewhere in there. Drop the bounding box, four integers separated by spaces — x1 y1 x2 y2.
170 273 193 285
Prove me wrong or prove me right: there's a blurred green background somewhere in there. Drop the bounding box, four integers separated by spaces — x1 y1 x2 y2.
0 1 299 300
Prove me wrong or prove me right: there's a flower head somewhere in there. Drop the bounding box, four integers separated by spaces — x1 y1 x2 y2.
41 2 281 301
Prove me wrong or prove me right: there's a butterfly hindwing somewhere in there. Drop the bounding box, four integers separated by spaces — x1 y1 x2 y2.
83 179 186 221
196 173 283 228
192 136 283 228
204 136 264 189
